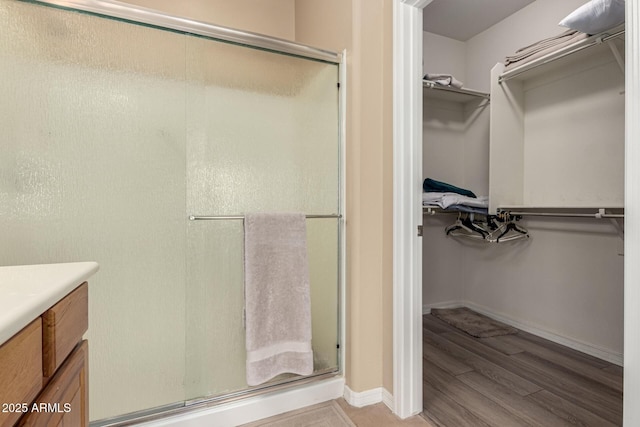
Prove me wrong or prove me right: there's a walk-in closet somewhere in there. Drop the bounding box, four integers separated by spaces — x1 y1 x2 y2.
420 1 624 425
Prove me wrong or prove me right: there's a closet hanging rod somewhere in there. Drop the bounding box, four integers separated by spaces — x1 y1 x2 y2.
189 214 342 221
499 28 625 83
497 210 623 219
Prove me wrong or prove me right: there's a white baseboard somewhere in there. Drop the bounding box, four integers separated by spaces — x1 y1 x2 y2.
423 300 623 366
133 377 345 427
422 301 463 314
382 388 394 412
343 386 382 407
343 386 392 409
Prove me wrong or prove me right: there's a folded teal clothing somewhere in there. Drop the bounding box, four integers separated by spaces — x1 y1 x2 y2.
423 178 477 198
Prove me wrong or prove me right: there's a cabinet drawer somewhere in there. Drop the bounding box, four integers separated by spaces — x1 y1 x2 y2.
0 319 43 427
42 283 88 378
18 340 88 427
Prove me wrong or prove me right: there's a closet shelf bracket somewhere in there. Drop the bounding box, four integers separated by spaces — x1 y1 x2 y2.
609 217 625 241
607 41 625 75
423 206 439 216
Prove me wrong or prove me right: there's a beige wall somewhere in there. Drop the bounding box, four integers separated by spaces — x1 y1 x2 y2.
294 0 352 53
295 0 394 394
380 0 394 396
122 0 296 40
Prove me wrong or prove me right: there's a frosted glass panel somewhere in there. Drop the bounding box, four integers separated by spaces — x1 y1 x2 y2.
184 219 339 399
0 1 187 421
185 36 340 400
0 0 340 421
185 37 339 215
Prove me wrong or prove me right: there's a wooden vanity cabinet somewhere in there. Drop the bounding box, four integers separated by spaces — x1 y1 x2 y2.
17 341 88 427
0 320 43 427
0 283 89 427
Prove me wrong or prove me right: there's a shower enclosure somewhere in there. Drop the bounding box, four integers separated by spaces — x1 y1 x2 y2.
0 0 343 423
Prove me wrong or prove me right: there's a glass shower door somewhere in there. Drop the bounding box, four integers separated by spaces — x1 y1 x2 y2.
184 35 341 401
0 0 342 421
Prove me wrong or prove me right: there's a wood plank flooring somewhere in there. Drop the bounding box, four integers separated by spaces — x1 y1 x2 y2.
240 399 437 427
337 399 435 427
422 314 623 427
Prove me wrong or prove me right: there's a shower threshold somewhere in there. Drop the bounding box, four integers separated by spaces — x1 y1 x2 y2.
90 368 340 427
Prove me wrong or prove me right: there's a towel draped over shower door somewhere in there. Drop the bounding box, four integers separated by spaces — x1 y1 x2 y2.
243 212 313 386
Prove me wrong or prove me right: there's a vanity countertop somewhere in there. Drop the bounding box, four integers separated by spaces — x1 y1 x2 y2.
0 262 99 346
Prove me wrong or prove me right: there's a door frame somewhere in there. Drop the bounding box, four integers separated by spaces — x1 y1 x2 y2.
393 0 640 423
393 0 640 426
625 2 640 424
392 0 431 419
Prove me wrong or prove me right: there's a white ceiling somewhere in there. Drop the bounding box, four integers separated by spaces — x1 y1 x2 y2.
423 0 536 42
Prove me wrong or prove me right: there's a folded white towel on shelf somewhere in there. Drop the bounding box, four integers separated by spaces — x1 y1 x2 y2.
424 73 464 89
423 192 488 209
243 212 313 386
503 29 589 71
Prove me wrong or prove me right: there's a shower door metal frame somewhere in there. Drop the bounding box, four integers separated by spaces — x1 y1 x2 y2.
21 0 346 424
27 0 342 64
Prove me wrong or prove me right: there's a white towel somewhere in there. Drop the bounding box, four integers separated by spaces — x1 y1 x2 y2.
243 212 313 386
504 30 588 71
424 73 464 89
